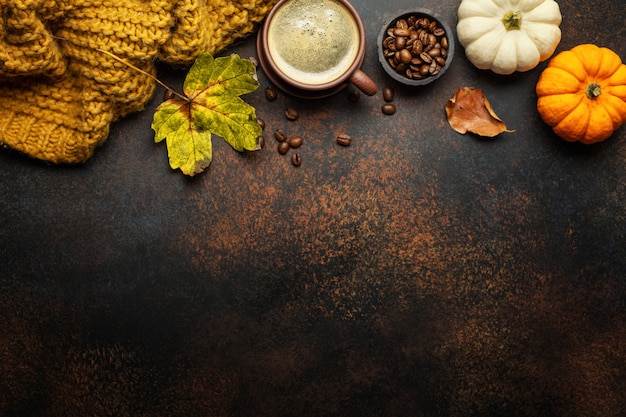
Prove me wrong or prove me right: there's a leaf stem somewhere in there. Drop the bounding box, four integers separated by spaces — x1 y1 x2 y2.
51 35 188 102
586 82 602 99
502 10 523 31
95 48 188 101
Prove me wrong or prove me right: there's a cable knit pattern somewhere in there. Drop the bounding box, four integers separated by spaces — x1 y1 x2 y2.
0 0 277 163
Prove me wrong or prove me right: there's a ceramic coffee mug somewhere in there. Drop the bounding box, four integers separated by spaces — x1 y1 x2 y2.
257 0 377 98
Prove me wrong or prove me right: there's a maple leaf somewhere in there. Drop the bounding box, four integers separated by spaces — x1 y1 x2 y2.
152 53 262 176
445 87 514 137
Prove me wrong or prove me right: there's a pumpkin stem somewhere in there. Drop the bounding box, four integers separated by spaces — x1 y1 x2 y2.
502 10 523 31
586 83 602 99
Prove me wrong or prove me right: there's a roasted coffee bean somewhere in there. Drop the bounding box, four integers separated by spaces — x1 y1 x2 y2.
425 34 437 51
288 136 303 148
433 27 445 37
393 28 411 37
257 118 266 130
274 129 288 142
395 36 407 50
440 36 449 50
382 103 396 115
412 40 423 55
382 14 450 81
285 107 299 121
278 141 290 155
411 57 423 66
258 136 265 149
428 60 439 75
291 153 302 167
399 49 413 64
265 86 277 101
336 134 352 146
419 52 433 64
428 48 441 58
383 86 395 102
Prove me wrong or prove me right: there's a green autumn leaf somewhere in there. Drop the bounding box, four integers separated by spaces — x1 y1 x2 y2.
152 53 262 176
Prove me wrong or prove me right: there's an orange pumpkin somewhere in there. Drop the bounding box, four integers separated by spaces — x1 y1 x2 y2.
536 44 626 144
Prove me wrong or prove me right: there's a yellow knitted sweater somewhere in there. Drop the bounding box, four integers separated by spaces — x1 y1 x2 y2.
0 0 277 163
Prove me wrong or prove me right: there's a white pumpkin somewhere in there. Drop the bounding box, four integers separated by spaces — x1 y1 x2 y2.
457 0 562 75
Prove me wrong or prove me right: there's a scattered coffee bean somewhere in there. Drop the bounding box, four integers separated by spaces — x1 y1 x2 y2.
382 15 449 81
288 136 303 148
291 153 302 167
274 129 287 142
257 136 265 149
265 86 277 101
257 118 266 130
336 134 352 146
383 86 395 102
285 107 299 121
278 141 290 155
163 89 176 101
382 103 396 115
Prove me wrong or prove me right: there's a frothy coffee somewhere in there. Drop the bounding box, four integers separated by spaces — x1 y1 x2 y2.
267 0 360 86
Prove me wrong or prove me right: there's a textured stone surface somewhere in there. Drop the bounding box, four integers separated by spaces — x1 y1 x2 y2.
1 1 625 416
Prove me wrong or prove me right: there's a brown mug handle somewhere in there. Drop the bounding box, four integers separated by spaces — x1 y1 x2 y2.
350 69 378 96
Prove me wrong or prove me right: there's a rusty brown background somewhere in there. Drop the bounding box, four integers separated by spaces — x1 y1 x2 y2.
1 0 625 416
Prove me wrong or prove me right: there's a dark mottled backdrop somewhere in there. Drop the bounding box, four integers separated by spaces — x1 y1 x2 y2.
1 0 625 416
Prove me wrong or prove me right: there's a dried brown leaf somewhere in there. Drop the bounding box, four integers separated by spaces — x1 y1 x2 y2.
445 87 514 137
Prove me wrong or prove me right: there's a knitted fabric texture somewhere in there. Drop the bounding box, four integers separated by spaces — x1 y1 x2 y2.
0 0 277 163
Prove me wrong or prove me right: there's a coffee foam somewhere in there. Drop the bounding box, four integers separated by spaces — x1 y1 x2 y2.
267 0 360 85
